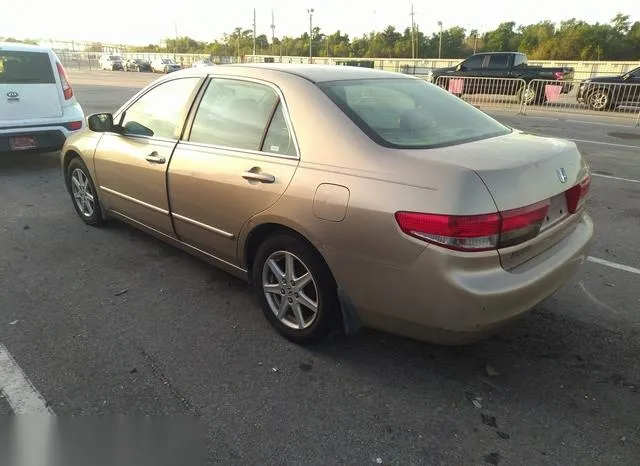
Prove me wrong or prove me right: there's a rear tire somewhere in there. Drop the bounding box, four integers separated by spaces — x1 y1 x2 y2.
252 233 340 345
66 157 104 227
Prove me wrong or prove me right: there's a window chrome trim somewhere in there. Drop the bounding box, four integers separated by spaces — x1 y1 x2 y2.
99 186 169 215
171 213 235 239
186 74 301 160
177 140 299 161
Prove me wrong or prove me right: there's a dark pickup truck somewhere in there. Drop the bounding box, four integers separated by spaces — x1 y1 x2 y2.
429 52 575 105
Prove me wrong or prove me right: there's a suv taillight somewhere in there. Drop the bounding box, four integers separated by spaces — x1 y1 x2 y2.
395 200 550 252
56 62 73 100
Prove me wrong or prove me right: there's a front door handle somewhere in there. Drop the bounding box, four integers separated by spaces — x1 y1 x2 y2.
242 169 275 184
145 151 166 164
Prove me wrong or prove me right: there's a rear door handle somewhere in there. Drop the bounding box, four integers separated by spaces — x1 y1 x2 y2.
145 151 166 164
242 170 275 184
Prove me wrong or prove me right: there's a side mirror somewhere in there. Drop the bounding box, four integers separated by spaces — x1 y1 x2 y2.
87 113 114 132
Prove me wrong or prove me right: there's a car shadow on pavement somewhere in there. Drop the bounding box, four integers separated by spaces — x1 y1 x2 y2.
0 151 61 172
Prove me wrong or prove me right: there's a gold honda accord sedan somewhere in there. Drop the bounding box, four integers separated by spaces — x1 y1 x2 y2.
61 64 593 345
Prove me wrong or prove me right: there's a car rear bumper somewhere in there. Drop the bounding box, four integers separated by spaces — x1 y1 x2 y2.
332 211 593 344
0 128 67 152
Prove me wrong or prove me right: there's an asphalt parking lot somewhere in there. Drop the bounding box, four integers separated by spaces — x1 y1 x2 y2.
1 71 639 465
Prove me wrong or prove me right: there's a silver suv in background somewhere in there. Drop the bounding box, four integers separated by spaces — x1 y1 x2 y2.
151 58 181 73
0 42 85 153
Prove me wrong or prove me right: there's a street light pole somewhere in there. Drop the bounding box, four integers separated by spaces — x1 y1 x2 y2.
437 21 443 59
252 8 257 57
307 8 314 63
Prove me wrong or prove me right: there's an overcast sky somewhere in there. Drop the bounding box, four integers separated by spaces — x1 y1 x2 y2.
4 0 638 45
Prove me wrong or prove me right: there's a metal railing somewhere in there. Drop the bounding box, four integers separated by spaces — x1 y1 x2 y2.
434 76 527 113
433 75 640 126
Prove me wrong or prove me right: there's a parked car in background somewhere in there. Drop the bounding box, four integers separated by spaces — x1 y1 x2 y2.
577 65 640 111
429 52 575 105
151 58 181 73
192 59 214 68
99 54 124 71
0 42 84 153
124 58 152 72
60 64 592 346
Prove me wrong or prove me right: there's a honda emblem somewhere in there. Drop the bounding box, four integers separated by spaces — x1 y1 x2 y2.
556 167 568 184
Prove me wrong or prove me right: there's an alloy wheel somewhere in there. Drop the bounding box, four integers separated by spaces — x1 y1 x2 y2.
70 168 95 218
261 250 319 330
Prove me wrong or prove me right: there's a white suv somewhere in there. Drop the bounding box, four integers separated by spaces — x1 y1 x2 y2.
0 42 84 153
99 54 124 71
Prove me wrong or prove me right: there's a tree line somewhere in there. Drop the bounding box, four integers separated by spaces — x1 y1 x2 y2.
130 14 640 61
3 14 639 61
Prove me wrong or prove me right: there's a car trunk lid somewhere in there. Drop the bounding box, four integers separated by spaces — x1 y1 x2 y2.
401 130 589 268
0 49 62 121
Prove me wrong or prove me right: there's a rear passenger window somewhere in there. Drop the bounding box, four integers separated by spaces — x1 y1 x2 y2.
262 103 296 156
487 55 510 69
0 51 55 84
189 79 278 151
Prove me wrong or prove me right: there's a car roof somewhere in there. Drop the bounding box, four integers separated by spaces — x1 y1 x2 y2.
472 51 524 56
179 63 413 84
0 42 52 53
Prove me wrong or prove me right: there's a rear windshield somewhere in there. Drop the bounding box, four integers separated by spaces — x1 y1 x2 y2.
0 51 55 84
110 55 122 60
162 59 175 64
318 78 511 149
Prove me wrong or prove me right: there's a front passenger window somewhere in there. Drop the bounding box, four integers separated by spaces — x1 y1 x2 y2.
120 77 200 139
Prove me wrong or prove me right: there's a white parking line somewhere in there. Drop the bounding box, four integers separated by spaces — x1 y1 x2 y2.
523 115 636 129
587 256 640 276
571 138 640 150
592 173 640 184
0 343 52 414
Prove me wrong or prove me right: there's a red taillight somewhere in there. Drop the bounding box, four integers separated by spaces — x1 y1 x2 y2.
565 175 591 213
553 71 565 80
65 120 83 131
56 62 73 100
395 201 550 252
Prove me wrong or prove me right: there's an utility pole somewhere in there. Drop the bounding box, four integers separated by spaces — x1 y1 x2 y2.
270 9 276 46
410 5 416 59
307 8 314 63
174 22 178 61
437 21 443 59
252 9 257 57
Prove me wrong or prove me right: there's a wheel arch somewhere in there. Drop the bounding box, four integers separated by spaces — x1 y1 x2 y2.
242 222 332 284
242 220 362 336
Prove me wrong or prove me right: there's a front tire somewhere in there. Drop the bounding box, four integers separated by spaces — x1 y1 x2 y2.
252 233 340 344
586 88 612 111
66 158 104 227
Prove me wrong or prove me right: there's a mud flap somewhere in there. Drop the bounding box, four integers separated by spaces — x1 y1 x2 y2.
337 288 363 336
